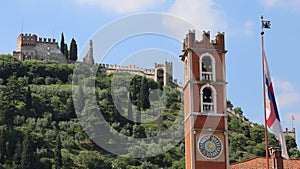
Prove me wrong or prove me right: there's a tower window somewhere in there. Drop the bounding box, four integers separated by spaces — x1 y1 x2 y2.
157 68 164 87
185 60 188 84
200 85 216 113
200 54 215 81
203 88 212 103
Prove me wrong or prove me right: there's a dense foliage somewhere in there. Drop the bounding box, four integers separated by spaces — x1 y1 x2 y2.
0 55 184 169
60 33 77 61
0 54 298 168
227 101 300 163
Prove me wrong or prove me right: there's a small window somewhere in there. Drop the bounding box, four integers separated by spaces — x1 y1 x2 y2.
200 54 215 81
202 87 213 112
200 85 216 113
185 60 188 83
203 88 212 103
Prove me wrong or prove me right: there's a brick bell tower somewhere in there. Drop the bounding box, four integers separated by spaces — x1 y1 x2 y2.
180 30 229 169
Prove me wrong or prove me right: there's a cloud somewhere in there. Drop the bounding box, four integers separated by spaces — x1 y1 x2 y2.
243 20 254 36
260 0 281 8
272 79 300 108
75 0 165 14
260 0 300 9
273 78 294 91
164 0 227 38
277 92 300 108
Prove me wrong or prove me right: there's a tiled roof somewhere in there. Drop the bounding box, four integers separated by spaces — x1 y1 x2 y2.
230 157 300 169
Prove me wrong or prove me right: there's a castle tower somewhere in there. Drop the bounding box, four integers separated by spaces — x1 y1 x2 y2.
13 33 67 63
283 128 296 139
83 40 95 65
154 61 173 86
180 30 229 169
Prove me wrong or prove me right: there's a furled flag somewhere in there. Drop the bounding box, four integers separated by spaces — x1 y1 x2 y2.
263 50 289 159
292 115 295 121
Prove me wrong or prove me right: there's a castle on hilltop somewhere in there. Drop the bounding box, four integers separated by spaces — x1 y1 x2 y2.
12 33 180 87
83 39 179 87
13 33 68 63
101 61 177 87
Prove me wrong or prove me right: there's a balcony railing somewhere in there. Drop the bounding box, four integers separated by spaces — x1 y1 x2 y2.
202 72 213 81
203 103 214 112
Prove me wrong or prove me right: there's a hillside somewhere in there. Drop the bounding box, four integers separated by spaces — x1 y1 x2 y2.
0 54 298 169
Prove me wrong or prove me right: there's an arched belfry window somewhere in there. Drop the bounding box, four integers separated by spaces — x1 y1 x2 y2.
185 59 188 84
200 85 217 113
200 53 215 81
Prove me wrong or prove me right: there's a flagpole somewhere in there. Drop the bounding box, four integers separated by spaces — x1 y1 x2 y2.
261 15 270 169
292 116 294 129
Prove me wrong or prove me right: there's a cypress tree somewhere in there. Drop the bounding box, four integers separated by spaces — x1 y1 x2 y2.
136 101 141 123
60 33 65 55
54 134 62 169
64 44 69 59
139 77 150 110
66 96 76 119
129 77 139 106
69 38 78 61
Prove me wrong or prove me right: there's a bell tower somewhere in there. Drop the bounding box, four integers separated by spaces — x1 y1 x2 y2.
180 30 229 169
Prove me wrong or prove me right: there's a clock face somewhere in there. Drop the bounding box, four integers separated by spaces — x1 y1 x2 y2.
198 134 223 159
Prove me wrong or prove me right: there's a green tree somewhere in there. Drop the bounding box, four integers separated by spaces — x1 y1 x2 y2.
139 77 150 110
75 85 85 113
0 126 7 165
60 33 69 59
286 135 297 149
21 131 34 169
0 75 26 128
69 38 78 61
289 148 300 158
136 101 141 123
25 86 32 112
60 33 65 55
54 134 62 169
249 126 265 144
227 100 233 110
127 100 133 121
233 107 243 116
285 135 300 158
129 76 141 106
66 96 76 119
13 141 22 169
64 44 69 59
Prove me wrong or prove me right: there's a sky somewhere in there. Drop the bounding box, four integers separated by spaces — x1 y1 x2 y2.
1 0 300 149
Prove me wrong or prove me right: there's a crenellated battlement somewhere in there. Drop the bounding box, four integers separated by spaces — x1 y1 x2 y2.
183 30 225 52
38 37 56 43
99 62 181 88
155 61 172 68
14 33 67 63
100 63 155 75
17 33 57 49
17 33 38 48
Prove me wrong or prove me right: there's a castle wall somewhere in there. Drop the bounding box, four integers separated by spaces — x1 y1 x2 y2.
154 61 173 86
102 64 156 80
283 128 296 139
13 33 67 63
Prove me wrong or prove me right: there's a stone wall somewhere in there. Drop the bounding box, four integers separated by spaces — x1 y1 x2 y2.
13 33 67 63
